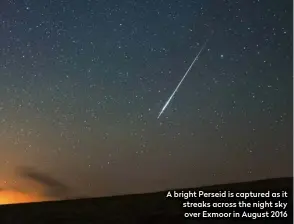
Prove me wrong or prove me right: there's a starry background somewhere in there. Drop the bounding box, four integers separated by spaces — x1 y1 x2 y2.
0 0 292 203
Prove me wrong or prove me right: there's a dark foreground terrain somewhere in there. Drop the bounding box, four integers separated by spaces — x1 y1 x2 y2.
0 177 292 224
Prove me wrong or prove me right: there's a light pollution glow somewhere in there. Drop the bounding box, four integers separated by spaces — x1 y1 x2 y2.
0 190 44 205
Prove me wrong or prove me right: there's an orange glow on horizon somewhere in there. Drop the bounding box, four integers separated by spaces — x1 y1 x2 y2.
0 190 45 205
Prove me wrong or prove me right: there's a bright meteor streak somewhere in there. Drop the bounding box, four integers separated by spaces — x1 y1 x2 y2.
157 39 208 119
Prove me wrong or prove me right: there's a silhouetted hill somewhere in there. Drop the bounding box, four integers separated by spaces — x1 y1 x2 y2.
0 177 292 223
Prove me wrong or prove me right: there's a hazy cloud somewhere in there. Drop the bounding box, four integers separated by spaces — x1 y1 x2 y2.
16 166 71 199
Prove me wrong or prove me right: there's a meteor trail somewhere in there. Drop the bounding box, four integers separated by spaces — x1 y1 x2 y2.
157 40 208 119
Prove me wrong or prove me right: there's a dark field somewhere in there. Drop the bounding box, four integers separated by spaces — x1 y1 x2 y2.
0 177 292 224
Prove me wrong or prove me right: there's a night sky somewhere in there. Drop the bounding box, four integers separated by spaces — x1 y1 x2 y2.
0 0 292 204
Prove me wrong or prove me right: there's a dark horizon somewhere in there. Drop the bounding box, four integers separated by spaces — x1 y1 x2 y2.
0 176 292 207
